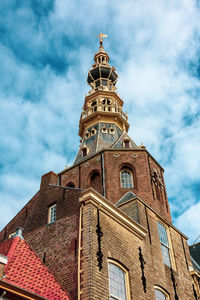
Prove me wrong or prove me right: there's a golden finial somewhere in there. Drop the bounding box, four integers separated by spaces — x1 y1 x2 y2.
97 33 108 47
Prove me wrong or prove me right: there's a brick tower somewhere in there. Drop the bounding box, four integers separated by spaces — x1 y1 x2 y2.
0 35 197 300
60 33 171 223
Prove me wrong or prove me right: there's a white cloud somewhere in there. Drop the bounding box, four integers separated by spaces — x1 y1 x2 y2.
0 0 199 243
175 201 200 244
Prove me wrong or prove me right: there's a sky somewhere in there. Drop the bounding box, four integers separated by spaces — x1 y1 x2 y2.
0 0 200 244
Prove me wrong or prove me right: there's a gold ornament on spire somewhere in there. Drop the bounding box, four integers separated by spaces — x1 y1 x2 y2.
97 33 108 46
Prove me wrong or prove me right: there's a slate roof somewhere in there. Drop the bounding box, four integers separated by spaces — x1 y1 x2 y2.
190 242 200 271
0 237 70 300
191 256 200 272
115 191 137 206
74 122 138 164
111 132 138 149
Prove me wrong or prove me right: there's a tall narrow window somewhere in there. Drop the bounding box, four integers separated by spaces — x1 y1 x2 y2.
154 287 169 300
120 168 133 188
108 261 129 300
48 204 56 224
157 221 171 267
90 170 101 194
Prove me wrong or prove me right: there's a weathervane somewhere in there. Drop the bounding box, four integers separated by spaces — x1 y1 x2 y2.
97 33 108 47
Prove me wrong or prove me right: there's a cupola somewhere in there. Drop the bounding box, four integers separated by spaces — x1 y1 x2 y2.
87 33 118 92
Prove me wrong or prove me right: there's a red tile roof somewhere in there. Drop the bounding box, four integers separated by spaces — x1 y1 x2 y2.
0 237 70 300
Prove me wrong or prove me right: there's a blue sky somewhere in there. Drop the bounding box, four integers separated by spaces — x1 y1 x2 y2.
0 0 200 244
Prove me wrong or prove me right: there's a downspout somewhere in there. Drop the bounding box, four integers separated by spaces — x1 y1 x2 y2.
78 204 83 300
101 152 106 197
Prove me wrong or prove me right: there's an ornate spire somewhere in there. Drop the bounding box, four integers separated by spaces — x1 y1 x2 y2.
87 34 117 92
74 35 130 163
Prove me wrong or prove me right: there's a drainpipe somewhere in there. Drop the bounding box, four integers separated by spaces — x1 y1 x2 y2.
78 204 83 300
101 152 106 197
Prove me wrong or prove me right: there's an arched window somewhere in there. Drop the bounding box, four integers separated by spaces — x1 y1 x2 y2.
108 260 130 300
90 170 101 194
120 168 134 188
81 145 89 157
154 287 170 300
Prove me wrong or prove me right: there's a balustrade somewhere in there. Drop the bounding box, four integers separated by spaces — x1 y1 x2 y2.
81 105 128 121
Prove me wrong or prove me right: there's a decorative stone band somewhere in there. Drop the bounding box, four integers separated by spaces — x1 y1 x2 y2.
79 188 147 240
81 105 128 121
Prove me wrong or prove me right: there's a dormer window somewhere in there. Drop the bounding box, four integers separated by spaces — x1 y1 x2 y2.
85 131 90 139
102 126 107 134
81 145 89 157
109 127 115 134
90 128 96 136
123 139 130 148
82 148 87 157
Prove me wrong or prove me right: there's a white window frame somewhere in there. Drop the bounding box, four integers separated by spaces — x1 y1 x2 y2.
85 131 90 139
102 126 108 134
109 127 115 135
157 220 176 270
9 232 16 239
120 168 134 188
90 128 97 136
108 259 130 300
154 286 170 300
81 145 89 157
48 203 57 224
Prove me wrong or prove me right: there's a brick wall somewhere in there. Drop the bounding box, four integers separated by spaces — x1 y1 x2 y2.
60 149 171 222
0 181 82 300
80 199 193 299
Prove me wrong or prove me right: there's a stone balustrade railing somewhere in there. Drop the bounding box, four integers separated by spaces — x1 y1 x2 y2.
81 105 128 121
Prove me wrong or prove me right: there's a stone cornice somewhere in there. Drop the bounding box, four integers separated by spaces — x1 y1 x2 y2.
58 148 164 175
117 195 188 240
79 188 147 240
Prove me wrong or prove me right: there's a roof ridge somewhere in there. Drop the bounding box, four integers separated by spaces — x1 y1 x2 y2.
6 237 20 259
110 131 124 148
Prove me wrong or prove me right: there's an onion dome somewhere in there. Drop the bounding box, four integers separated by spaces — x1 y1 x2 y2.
87 34 118 91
